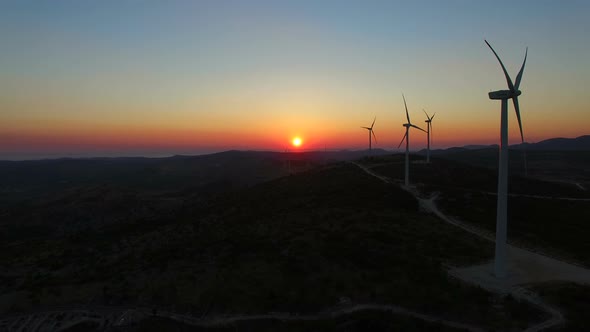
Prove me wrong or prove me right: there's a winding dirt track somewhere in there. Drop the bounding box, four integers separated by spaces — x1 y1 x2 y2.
151 304 485 331
0 303 486 332
350 161 590 332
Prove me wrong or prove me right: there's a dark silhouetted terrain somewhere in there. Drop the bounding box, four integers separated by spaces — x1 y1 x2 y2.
1 147 589 330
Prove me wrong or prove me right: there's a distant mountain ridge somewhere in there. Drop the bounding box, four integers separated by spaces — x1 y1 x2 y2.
1 135 587 164
514 135 590 151
421 135 590 155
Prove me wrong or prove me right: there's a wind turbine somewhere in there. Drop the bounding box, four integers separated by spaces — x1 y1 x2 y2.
485 40 527 278
397 95 426 186
361 117 377 152
423 110 436 163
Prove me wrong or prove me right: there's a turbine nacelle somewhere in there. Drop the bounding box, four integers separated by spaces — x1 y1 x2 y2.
488 89 521 100
402 123 426 133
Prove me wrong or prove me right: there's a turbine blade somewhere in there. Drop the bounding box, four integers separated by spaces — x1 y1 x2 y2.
430 122 433 145
397 131 408 148
361 126 370 130
411 124 427 133
371 116 376 129
514 47 528 90
513 97 524 142
485 40 515 92
372 129 377 144
402 94 410 123
431 112 436 120
422 108 429 120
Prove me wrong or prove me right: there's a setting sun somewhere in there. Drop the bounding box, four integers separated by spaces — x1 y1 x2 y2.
292 137 302 147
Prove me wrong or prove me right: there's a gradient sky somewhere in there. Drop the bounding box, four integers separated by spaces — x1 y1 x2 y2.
1 0 589 159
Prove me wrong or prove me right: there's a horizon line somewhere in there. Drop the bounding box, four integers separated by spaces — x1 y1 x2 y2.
2 136 588 161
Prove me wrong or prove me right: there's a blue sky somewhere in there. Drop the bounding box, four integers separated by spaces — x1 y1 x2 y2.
1 0 589 158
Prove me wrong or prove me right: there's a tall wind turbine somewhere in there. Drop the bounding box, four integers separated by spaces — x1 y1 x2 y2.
361 117 377 152
485 40 527 278
423 110 436 163
398 95 426 186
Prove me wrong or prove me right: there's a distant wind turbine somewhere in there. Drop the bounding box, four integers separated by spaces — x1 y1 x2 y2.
361 117 377 152
485 40 528 278
398 95 426 186
423 110 436 163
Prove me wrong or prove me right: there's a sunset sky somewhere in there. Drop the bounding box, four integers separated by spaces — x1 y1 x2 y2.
1 0 589 159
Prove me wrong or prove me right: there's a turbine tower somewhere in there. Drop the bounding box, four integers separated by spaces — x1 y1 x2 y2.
398 95 426 187
361 117 377 152
485 40 527 278
423 110 436 163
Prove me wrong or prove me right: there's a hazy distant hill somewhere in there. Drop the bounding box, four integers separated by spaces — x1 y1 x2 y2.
419 142 590 184
421 135 590 156
0 149 388 204
514 135 590 151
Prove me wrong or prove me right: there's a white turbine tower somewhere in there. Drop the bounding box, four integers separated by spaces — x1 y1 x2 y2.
485 40 527 278
361 117 377 152
398 95 426 187
423 110 436 163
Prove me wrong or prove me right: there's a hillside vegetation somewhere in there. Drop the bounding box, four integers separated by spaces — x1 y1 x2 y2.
1 162 542 330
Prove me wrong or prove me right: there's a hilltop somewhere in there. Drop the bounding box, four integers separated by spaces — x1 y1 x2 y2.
418 136 590 184
419 135 590 156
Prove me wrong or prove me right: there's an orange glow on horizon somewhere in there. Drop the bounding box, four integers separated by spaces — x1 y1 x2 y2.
1 111 588 155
